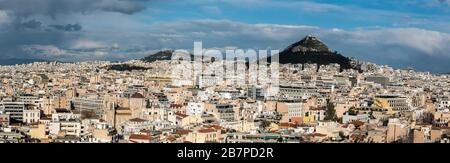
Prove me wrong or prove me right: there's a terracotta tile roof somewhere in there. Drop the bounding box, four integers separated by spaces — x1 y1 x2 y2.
176 130 192 135
129 118 147 122
166 137 176 142
279 123 296 127
131 93 144 98
129 140 138 143
140 129 152 134
198 128 216 133
170 104 183 108
129 134 154 140
205 125 222 130
309 107 325 111
309 133 327 137
175 112 188 118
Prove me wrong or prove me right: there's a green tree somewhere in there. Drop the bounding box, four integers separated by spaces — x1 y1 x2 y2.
347 107 358 115
259 120 272 131
324 100 338 121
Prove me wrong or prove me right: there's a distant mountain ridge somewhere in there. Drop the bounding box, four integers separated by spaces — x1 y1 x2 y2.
0 58 49 65
284 35 331 53
142 50 175 62
267 35 358 71
142 35 359 71
142 50 198 63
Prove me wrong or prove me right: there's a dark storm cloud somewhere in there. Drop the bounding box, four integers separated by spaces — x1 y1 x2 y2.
0 0 150 17
0 0 149 60
16 19 42 30
49 24 82 32
9 19 82 32
0 18 83 59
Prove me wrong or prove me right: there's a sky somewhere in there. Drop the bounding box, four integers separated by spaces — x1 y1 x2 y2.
0 0 450 72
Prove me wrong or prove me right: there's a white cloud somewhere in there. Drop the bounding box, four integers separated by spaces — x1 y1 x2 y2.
0 10 10 25
372 28 450 55
150 19 450 56
331 28 342 32
324 28 450 57
94 51 108 57
14 17 450 72
291 1 345 12
112 43 120 49
195 0 345 12
71 39 108 49
141 19 450 72
22 45 67 57
151 19 318 42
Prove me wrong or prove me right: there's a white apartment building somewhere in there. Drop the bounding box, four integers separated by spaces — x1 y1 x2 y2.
375 95 410 112
23 109 41 124
215 104 235 122
52 110 81 122
342 112 370 123
197 75 222 88
186 102 205 116
0 99 25 121
278 85 320 100
121 118 155 135
72 96 104 116
49 121 82 137
18 94 40 105
286 101 304 120
48 109 82 137
217 90 241 99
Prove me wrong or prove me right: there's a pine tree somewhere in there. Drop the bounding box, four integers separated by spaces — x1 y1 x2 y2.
325 100 338 121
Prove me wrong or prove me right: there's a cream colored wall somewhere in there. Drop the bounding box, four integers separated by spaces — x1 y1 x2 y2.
335 103 351 118
204 103 216 113
93 129 112 142
276 102 289 123
186 131 220 143
181 116 203 126
413 130 425 143
264 101 277 112
130 98 144 118
29 124 47 139
387 124 408 143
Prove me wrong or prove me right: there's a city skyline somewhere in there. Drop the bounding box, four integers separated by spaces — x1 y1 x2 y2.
2 1 450 146
0 0 450 73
